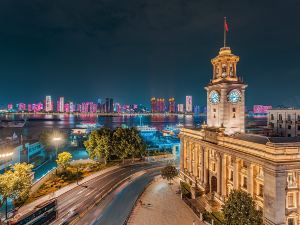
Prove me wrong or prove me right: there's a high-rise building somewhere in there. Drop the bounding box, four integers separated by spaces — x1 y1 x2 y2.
57 97 64 113
177 104 184 113
169 98 176 113
7 104 13 111
27 104 32 112
64 103 70 113
114 103 122 113
45 95 53 112
157 98 165 113
185 96 193 113
69 102 75 113
18 103 26 112
194 105 200 114
151 97 157 113
105 98 114 113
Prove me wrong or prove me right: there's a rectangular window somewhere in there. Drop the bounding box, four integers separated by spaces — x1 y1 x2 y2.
271 114 274 120
298 125 300 131
279 114 282 120
258 184 263 197
230 170 233 181
288 114 292 121
288 125 292 129
213 108 216 112
288 193 295 208
232 108 236 112
243 177 247 189
288 218 295 225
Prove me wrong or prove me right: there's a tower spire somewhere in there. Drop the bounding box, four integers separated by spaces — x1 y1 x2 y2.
224 17 229 47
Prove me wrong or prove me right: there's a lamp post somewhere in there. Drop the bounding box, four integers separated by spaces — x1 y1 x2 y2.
52 136 62 175
0 151 14 220
52 136 62 159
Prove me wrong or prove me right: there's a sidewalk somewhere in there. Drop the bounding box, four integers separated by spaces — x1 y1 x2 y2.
127 177 205 225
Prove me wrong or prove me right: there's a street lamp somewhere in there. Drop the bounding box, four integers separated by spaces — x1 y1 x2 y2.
52 136 62 159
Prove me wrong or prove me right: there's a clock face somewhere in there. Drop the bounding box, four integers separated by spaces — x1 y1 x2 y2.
228 89 241 104
209 91 220 104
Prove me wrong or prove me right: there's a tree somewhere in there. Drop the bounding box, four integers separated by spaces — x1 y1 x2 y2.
161 165 178 184
112 127 146 163
0 163 33 208
128 128 146 160
56 152 72 170
222 190 263 225
84 128 112 164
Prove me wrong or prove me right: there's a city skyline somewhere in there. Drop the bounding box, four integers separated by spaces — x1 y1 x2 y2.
0 1 299 107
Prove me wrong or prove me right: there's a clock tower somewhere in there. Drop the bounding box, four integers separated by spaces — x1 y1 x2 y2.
205 46 247 133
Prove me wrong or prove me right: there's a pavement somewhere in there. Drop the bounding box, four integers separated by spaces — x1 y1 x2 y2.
127 177 205 225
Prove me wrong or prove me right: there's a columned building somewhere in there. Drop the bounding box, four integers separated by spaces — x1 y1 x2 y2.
180 46 300 225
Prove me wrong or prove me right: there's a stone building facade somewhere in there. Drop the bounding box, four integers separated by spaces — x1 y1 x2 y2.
268 109 300 137
180 46 300 225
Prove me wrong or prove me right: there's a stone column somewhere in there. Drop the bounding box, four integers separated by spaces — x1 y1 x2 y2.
263 168 286 225
203 148 208 186
193 145 198 177
183 141 187 170
180 139 184 170
233 158 239 189
221 154 227 197
201 147 205 183
217 153 221 195
247 163 254 196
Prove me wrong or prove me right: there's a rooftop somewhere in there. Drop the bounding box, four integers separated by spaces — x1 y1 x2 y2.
232 133 300 145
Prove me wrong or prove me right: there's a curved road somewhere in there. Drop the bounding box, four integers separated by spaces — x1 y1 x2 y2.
50 162 164 225
78 169 160 225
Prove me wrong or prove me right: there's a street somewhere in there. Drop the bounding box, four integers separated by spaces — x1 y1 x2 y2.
49 162 164 225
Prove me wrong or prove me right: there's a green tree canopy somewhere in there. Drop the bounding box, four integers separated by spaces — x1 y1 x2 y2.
84 128 112 164
161 165 178 184
112 127 146 163
56 152 72 170
222 190 263 225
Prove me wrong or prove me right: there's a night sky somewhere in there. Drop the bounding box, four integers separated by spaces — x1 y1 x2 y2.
0 0 299 108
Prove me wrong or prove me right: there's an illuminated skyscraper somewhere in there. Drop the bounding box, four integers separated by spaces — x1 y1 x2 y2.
185 96 193 113
7 104 13 111
151 97 157 113
18 103 26 112
57 97 64 113
64 103 70 113
27 104 32 112
157 98 165 113
177 104 184 113
69 102 75 113
169 98 176 113
45 95 53 112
